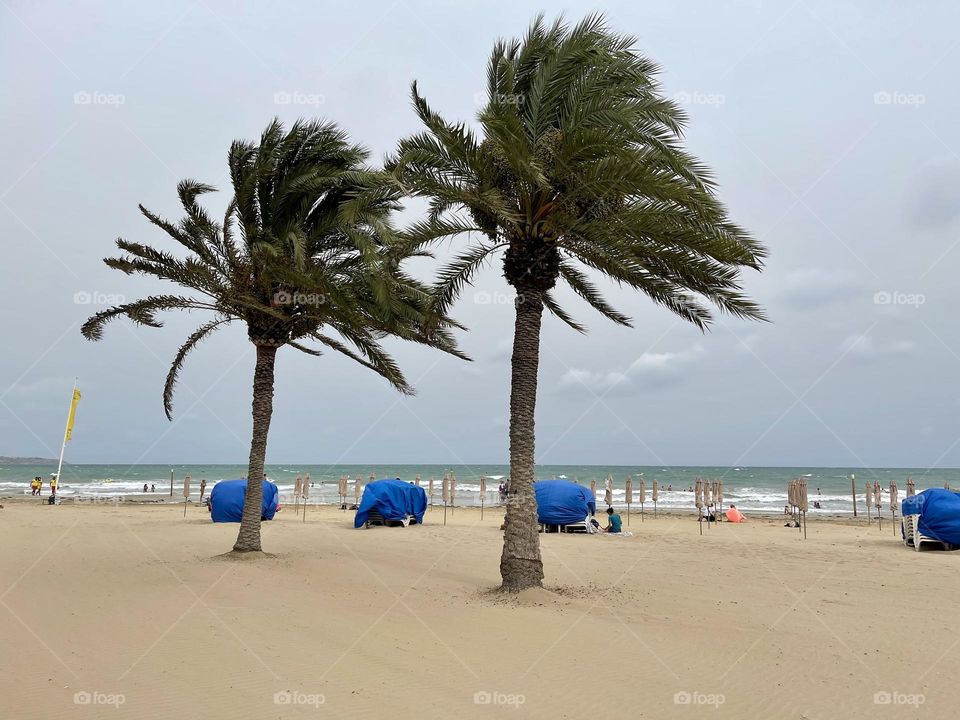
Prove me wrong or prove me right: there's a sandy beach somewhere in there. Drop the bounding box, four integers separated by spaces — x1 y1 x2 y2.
0 500 952 719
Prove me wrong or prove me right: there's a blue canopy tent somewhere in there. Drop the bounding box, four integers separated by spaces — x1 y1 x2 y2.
210 479 279 523
901 488 960 545
354 479 427 528
534 480 596 526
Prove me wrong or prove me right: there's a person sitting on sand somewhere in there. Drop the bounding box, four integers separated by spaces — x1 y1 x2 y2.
725 504 746 523
604 507 623 533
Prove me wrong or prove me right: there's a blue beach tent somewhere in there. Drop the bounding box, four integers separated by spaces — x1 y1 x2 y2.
354 479 427 528
534 480 596 526
210 479 279 523
901 488 960 545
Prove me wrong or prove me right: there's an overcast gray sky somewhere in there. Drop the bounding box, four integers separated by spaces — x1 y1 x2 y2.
2 0 959 467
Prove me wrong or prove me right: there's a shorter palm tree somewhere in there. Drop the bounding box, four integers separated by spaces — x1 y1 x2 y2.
83 119 464 552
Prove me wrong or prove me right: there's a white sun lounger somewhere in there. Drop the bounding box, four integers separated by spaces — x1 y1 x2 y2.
904 514 952 551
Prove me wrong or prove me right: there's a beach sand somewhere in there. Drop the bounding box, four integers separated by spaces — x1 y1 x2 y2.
0 501 954 719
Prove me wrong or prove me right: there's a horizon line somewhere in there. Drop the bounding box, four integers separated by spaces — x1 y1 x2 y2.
8 460 958 471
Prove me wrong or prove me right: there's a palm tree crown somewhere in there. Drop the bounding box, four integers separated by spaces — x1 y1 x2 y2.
391 13 766 328
83 119 463 418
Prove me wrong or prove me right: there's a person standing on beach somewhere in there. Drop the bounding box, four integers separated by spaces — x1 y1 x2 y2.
49 474 58 495
199 478 207 500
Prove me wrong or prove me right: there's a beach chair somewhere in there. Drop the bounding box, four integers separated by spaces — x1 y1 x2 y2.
900 515 920 547
537 517 592 533
363 509 416 528
904 514 952 551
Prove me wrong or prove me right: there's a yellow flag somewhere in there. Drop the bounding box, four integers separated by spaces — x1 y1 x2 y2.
64 388 81 442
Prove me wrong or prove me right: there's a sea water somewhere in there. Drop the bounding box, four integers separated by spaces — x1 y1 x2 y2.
1 463 953 514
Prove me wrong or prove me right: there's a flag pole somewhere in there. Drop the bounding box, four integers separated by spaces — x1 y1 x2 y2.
54 379 78 490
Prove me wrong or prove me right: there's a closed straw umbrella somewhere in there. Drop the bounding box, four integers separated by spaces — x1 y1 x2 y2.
695 478 704 534
441 475 450 525
415 474 421 487
864 482 873 525
798 477 808 538
624 476 633 525
354 476 362 506
889 480 899 534
604 475 613 507
704 478 713 526
428 476 435 506
182 474 191 517
716 480 723 519
638 476 646 523
907 477 915 497
294 475 303 515
652 479 659 517
479 475 487 519
338 475 348 509
874 480 883 530
301 478 310 523
450 473 457 514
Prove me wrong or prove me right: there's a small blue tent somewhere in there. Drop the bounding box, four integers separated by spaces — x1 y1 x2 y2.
210 479 279 523
354 479 427 528
534 480 596 526
901 488 960 545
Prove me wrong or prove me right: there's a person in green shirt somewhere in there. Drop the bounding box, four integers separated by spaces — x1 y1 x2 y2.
605 507 622 533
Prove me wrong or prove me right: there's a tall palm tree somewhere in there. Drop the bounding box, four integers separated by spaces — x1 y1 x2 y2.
83 119 464 552
389 15 767 591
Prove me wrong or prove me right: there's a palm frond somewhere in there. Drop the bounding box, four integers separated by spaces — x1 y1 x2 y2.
163 318 230 419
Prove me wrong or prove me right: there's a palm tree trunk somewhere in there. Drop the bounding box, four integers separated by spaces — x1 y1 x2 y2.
233 343 277 552
500 290 545 591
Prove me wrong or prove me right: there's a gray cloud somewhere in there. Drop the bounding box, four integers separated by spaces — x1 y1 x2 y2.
2 0 960 467
557 345 705 395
